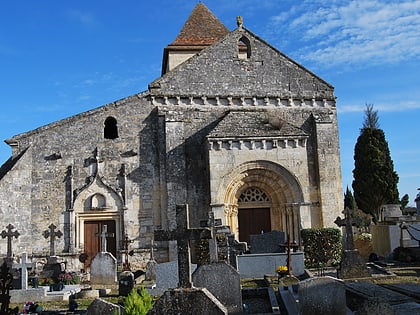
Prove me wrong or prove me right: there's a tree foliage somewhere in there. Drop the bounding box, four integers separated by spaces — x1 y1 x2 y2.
352 105 399 222
301 228 342 268
344 186 356 210
400 194 409 209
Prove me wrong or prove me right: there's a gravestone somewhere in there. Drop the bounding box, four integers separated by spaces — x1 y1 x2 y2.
148 287 227 315
154 204 212 288
87 298 123 315
145 239 157 282
90 225 117 285
1 224 20 266
42 224 63 257
156 260 197 289
299 276 346 315
335 207 370 279
249 230 285 254
151 204 227 315
13 253 33 290
192 262 242 315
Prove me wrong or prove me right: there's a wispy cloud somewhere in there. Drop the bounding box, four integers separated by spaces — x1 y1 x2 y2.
67 9 98 28
339 100 420 113
268 0 420 68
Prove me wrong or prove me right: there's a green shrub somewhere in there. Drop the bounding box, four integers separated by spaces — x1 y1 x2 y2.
301 228 342 268
123 287 154 315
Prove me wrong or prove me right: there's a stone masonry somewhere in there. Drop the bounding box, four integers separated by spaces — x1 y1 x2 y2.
0 3 342 269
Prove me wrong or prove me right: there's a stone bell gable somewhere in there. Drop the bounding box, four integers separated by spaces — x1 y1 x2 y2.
150 26 334 101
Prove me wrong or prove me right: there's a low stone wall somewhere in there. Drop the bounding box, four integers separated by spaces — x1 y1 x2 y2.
237 252 304 278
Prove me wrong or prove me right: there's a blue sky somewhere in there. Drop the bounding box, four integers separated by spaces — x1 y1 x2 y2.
1 0 419 205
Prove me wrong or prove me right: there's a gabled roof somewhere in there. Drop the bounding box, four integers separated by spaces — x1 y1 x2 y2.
152 26 335 100
208 110 308 139
170 3 229 47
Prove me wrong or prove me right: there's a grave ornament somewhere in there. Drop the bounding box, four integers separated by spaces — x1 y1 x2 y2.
121 234 133 271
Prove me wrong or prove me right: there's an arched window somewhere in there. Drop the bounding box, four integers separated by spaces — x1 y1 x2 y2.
238 36 251 60
104 117 118 139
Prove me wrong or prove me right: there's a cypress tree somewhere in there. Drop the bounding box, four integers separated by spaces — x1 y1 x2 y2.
352 105 399 222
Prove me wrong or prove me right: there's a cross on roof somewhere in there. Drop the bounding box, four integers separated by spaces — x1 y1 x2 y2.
154 204 212 288
42 224 63 257
1 224 20 258
96 225 114 253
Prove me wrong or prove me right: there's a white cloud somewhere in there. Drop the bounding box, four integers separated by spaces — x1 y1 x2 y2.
268 0 420 67
338 100 420 113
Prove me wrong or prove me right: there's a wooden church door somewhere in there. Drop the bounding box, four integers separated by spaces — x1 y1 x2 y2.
83 220 116 269
238 207 271 244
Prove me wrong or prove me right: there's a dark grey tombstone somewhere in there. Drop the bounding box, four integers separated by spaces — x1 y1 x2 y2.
118 271 135 296
148 287 228 315
299 276 346 315
249 230 285 253
192 262 242 314
338 249 371 279
87 298 123 315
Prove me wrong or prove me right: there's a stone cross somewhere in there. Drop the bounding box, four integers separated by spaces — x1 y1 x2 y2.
1 224 20 258
122 234 133 271
42 224 63 256
206 211 219 263
154 204 212 288
13 253 33 290
334 207 361 250
96 225 114 253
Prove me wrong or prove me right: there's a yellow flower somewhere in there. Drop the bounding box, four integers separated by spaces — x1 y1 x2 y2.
276 265 288 273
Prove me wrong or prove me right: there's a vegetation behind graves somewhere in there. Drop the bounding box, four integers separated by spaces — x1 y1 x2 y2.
120 287 154 315
301 228 342 268
352 104 399 222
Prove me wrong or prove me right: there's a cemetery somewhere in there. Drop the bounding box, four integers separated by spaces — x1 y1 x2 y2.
0 203 419 314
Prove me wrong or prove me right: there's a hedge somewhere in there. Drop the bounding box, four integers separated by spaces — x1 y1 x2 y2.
301 228 342 268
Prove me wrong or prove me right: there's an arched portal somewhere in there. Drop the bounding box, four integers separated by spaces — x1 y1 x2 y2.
221 160 304 245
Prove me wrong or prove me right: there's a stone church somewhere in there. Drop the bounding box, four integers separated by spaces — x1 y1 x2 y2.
0 3 342 270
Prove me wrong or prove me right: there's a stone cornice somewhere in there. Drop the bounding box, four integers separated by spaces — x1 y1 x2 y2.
150 95 336 108
208 137 307 151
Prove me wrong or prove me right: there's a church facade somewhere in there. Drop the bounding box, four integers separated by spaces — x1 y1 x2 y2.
0 4 342 270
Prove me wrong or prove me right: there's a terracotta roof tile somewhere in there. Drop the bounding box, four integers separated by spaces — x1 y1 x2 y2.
170 3 229 46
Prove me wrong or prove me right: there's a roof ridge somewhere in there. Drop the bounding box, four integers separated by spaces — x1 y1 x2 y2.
170 3 229 46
